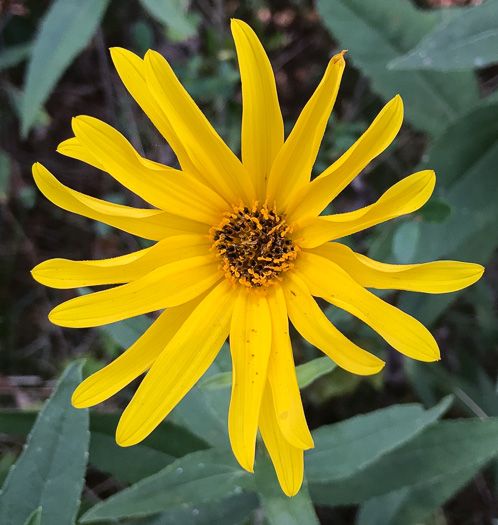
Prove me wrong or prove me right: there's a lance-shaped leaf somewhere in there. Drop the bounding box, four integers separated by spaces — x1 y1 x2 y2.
21 0 110 136
310 418 498 507
0 361 89 525
306 397 451 483
79 448 254 522
389 1 498 72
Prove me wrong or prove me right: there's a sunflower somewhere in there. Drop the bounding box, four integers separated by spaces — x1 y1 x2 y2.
32 19 483 496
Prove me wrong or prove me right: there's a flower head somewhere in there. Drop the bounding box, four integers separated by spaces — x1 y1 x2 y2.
32 19 483 496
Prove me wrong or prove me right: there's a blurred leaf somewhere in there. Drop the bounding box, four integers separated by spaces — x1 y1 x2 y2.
197 371 231 390
392 221 420 264
102 315 152 350
0 42 32 71
418 199 452 223
0 149 12 204
0 361 89 525
356 463 479 525
317 0 479 136
255 452 319 525
310 418 498 506
389 1 498 72
90 412 207 458
79 449 253 522
296 356 337 389
0 409 206 484
21 0 110 137
23 507 42 525
0 454 16 488
306 397 451 483
139 0 200 42
89 432 175 484
133 21 154 56
199 356 337 391
127 493 258 525
398 103 498 325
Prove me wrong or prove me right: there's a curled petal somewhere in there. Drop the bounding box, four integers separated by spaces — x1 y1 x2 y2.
297 252 440 362
283 272 385 375
312 242 484 293
294 170 435 248
72 116 228 224
287 95 404 221
32 163 206 241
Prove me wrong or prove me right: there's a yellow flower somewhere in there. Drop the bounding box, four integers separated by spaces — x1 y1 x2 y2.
31 19 483 496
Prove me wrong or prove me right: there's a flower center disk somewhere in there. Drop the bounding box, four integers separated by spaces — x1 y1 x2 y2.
211 203 298 288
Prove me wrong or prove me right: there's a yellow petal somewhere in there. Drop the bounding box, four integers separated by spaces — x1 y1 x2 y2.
294 170 435 248
313 242 485 293
266 285 314 449
32 235 211 289
283 272 385 375
72 116 228 224
266 52 346 210
32 163 205 241
110 47 203 180
57 137 106 171
297 252 440 362
144 49 255 204
48 255 220 328
231 19 283 199
287 95 404 222
58 136 170 174
259 383 304 497
229 288 272 472
116 279 235 446
72 297 201 408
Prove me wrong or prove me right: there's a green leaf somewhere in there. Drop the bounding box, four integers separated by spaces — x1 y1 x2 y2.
0 149 12 204
0 361 89 525
306 397 451 483
357 463 485 525
103 315 152 350
89 432 175 484
296 356 337 389
90 412 208 458
199 356 337 391
198 371 232 390
310 418 498 506
125 493 258 525
389 1 498 72
316 0 479 136
20 0 110 137
0 42 32 72
79 449 253 522
392 221 421 264
23 507 42 525
418 199 452 223
255 451 319 525
139 0 200 42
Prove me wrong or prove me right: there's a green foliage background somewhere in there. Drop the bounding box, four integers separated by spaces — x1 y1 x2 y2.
0 0 497 523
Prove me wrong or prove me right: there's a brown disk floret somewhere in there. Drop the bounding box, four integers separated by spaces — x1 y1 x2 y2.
211 202 298 288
